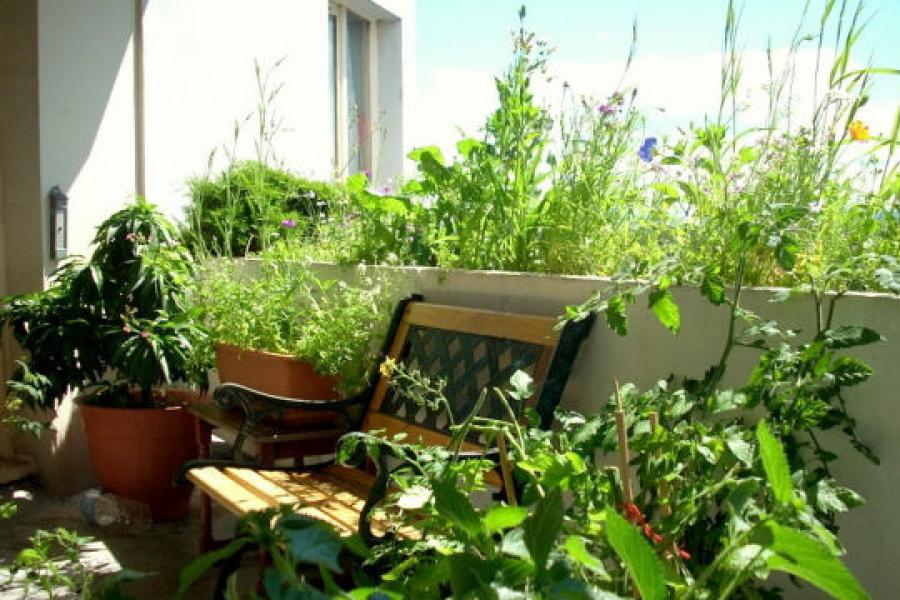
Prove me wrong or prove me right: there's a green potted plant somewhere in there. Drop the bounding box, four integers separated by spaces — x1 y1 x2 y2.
0 199 209 521
192 247 392 424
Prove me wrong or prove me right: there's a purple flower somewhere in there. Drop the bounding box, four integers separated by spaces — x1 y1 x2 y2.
361 169 372 181
638 137 658 163
281 219 297 229
595 103 616 116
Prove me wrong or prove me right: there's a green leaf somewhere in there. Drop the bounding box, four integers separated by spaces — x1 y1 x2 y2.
648 288 681 333
457 138 484 158
484 505 528 533
433 476 483 539
604 511 666 600
651 182 681 201
524 487 563 573
92 569 151 600
345 171 368 193
775 237 799 271
738 145 760 164
605 295 629 336
829 356 872 387
346 588 404 600
448 554 497 596
502 529 531 559
407 145 445 165
508 369 535 402
756 421 792 505
726 434 755 467
564 536 610 579
358 191 409 215
823 326 882 349
286 525 344 573
711 390 747 413
15 548 43 566
175 538 250 598
762 523 869 600
700 270 726 305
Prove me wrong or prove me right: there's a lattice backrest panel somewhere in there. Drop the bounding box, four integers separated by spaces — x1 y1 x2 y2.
379 325 545 436
362 302 559 448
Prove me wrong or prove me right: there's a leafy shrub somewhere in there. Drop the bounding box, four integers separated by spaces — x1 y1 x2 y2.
183 160 344 257
0 199 208 410
293 2 898 293
190 249 393 395
178 363 872 598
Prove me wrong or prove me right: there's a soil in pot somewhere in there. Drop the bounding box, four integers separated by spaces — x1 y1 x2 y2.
215 343 339 426
79 390 203 522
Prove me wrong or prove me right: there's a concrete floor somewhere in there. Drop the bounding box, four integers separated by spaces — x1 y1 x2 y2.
0 481 233 599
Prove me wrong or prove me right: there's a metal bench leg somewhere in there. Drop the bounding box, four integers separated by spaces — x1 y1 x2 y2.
194 416 216 552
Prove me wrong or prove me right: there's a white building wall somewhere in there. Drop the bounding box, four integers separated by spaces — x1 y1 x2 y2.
38 0 137 261
12 0 413 492
143 0 415 218
142 0 332 218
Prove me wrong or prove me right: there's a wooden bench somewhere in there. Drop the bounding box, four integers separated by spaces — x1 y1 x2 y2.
179 298 594 548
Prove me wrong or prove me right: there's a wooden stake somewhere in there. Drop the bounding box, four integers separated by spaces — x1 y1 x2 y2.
614 379 633 503
496 433 517 506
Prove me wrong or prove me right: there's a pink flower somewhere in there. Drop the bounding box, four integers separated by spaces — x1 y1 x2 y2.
140 331 150 339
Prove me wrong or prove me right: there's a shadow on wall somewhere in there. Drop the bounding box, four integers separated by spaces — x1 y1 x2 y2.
38 0 138 201
9 0 144 494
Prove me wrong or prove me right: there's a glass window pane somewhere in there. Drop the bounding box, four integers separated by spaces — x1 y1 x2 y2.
346 12 370 174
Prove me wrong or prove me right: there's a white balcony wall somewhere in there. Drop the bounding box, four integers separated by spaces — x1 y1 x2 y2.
307 263 900 599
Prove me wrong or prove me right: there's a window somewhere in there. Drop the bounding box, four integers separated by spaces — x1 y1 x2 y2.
329 4 374 177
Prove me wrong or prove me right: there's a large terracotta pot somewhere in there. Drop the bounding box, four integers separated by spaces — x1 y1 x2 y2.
79 389 202 522
214 343 339 426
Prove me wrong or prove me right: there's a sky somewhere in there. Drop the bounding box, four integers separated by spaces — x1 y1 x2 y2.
410 0 900 156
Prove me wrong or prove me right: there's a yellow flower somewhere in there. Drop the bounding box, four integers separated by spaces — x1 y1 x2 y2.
379 357 397 378
848 120 870 141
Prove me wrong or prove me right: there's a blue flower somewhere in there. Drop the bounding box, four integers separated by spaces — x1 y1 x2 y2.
638 137 658 162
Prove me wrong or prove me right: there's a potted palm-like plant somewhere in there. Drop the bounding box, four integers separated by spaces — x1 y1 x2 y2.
1 199 209 521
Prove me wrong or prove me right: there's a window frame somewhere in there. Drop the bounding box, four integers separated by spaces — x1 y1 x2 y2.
329 2 379 178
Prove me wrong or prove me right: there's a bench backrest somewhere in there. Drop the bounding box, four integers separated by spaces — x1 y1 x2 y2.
360 300 594 453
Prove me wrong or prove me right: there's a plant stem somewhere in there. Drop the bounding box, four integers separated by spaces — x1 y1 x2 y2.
705 254 747 395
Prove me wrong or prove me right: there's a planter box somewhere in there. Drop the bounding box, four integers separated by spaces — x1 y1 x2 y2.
214 343 339 426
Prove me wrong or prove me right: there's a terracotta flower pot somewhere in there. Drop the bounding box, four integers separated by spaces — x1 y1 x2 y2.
214 343 339 426
79 389 203 522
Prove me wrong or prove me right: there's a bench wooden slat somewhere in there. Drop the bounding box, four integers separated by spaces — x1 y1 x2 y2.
405 303 559 347
187 467 273 515
320 465 376 495
223 467 300 506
